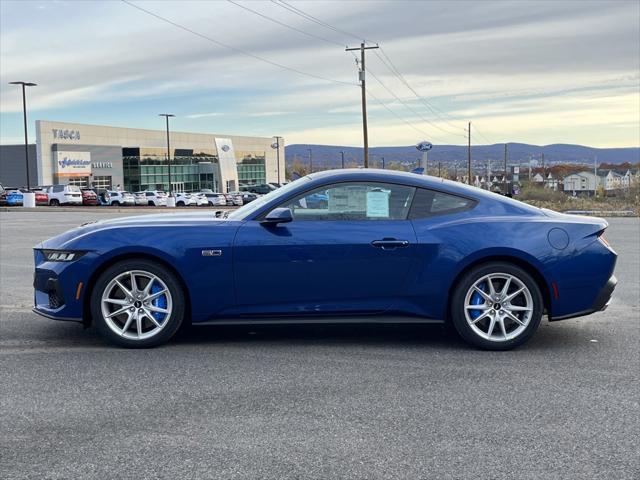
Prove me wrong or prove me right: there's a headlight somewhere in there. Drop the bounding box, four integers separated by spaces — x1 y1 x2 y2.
41 249 86 262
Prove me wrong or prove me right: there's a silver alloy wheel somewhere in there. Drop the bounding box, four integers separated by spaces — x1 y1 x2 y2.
100 270 172 340
463 273 533 342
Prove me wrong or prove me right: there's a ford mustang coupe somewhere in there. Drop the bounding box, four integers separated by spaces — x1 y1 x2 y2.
33 169 617 350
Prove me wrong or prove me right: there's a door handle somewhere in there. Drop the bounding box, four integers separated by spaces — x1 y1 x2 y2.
371 238 410 250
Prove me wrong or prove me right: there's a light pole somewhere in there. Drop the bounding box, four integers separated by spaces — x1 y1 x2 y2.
9 81 36 191
158 114 175 206
340 151 345 169
271 137 282 184
307 148 313 174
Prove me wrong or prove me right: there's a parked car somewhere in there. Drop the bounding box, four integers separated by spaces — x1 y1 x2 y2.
197 191 226 206
104 190 135 206
32 188 49 206
81 189 98 206
192 193 210 207
245 183 276 195
135 191 167 206
45 184 83 206
229 191 258 204
0 188 25 206
174 192 197 207
32 169 617 349
223 192 243 206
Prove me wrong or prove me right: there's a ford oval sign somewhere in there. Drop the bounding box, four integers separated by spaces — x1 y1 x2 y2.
221 145 230 152
416 141 433 152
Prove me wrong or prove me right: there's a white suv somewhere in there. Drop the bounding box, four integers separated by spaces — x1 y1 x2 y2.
105 191 135 206
135 191 167 206
46 184 83 206
174 192 197 207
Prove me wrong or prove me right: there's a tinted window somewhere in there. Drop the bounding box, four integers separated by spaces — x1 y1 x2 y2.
409 188 475 219
276 182 415 221
53 185 64 193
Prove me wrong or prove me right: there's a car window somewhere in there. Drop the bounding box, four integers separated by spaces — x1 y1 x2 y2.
408 188 476 219
275 182 415 221
53 185 64 193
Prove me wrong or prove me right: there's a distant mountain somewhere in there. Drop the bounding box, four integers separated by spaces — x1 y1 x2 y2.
285 143 640 170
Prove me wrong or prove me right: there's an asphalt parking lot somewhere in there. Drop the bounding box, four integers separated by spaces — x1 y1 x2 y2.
1 210 638 480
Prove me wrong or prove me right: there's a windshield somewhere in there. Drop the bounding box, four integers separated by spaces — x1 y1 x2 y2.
226 177 310 220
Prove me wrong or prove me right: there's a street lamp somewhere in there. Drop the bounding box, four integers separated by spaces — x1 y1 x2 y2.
271 137 282 184
158 113 175 206
9 81 36 191
307 148 313 173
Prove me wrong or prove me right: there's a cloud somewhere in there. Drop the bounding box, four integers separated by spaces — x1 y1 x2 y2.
0 0 638 147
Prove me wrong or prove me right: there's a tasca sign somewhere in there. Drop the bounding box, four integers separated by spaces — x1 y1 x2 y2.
52 129 81 140
55 151 91 177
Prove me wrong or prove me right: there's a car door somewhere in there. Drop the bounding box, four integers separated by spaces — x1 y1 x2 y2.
232 181 419 316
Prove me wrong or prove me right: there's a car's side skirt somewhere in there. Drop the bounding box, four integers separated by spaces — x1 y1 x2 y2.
194 316 445 326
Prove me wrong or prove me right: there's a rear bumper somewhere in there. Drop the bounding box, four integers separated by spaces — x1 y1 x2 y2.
552 275 617 321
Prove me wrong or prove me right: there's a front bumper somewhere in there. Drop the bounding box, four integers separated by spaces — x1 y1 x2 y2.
552 275 617 321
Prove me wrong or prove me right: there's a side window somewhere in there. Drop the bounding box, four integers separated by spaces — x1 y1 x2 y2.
278 182 415 221
409 188 475 219
53 185 64 193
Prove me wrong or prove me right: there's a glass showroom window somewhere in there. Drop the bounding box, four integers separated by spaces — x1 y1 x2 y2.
92 176 112 190
279 182 416 221
237 151 266 185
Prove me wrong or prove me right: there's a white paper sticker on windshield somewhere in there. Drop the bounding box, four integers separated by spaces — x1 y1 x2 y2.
366 190 389 217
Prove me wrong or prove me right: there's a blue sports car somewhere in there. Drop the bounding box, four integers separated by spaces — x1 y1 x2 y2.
33 169 617 350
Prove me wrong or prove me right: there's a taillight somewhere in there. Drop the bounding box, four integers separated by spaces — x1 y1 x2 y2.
597 231 614 251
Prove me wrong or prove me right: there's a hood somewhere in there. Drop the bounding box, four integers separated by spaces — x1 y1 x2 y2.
37 212 236 250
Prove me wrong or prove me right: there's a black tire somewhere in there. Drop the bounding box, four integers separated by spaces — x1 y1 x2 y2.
50 199 60 206
176 201 185 207
148 201 154 206
112 201 120 206
90 259 186 348
450 262 543 351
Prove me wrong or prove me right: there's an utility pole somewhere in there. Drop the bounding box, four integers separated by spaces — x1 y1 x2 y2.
504 144 508 179
467 121 472 184
346 42 379 168
307 148 313 173
382 157 385 169
340 151 345 169
271 137 282 184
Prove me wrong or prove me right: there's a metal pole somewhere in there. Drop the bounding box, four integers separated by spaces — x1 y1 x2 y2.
166 116 172 195
21 84 30 189
467 122 472 184
340 151 345 169
308 148 312 173
382 157 385 169
276 137 281 184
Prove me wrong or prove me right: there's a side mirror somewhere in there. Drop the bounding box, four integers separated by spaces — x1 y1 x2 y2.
261 207 293 225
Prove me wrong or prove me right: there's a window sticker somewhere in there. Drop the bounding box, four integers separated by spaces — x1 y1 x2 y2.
366 189 390 217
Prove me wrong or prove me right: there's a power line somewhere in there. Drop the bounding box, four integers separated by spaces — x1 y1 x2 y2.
121 0 356 86
269 1 467 139
471 124 495 145
226 0 345 47
375 47 466 133
366 88 432 139
367 68 447 144
271 0 376 45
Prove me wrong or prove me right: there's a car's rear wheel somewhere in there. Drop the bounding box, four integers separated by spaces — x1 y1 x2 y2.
112 201 120 206
90 259 185 348
176 201 185 207
50 199 60 206
450 262 543 350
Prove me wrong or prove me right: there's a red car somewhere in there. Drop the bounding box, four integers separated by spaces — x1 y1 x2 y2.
33 189 49 206
81 189 98 206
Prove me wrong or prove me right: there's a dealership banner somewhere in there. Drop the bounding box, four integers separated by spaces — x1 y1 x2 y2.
55 151 91 178
214 138 240 192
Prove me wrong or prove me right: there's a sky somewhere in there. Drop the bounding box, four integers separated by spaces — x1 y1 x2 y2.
1 0 639 148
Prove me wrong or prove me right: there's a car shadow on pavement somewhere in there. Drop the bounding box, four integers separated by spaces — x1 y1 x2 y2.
172 323 466 350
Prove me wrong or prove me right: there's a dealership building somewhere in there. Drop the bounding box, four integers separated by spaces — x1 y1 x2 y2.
0 120 285 193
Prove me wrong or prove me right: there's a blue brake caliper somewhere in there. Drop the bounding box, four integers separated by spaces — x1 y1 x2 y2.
150 283 167 324
469 282 487 320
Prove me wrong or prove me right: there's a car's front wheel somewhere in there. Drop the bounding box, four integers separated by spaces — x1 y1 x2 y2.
450 262 543 350
90 259 185 348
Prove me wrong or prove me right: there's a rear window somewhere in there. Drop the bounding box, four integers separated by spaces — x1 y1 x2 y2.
66 185 80 192
409 188 476 219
